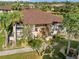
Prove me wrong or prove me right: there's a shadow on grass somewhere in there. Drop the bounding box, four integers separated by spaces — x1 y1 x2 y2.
43 52 66 59
43 55 52 59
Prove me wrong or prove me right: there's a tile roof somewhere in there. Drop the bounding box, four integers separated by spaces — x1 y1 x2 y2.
22 9 63 24
0 5 11 11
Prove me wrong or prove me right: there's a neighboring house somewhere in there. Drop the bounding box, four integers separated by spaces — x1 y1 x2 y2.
29 4 35 8
0 5 12 13
50 4 65 7
10 9 63 40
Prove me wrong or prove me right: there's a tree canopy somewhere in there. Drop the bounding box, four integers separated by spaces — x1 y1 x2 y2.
63 13 79 34
0 13 11 33
28 39 43 50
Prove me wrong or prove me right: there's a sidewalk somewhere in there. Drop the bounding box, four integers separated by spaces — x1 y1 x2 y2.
0 47 33 56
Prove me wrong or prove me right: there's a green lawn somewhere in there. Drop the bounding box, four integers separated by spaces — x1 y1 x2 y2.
0 32 5 51
0 52 41 59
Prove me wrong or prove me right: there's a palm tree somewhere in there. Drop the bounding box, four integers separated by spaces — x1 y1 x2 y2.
11 0 22 10
9 11 22 47
0 13 11 47
0 11 22 48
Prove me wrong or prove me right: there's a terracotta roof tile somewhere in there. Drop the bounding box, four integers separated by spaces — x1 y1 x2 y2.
0 5 11 11
22 9 63 24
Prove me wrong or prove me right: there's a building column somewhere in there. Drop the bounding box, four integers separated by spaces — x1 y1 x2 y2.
12 24 17 47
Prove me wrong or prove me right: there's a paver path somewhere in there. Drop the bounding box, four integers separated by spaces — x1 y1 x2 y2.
66 56 76 59
0 47 33 56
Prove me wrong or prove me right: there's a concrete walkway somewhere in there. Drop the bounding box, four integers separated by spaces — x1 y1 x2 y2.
0 47 33 56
